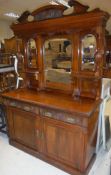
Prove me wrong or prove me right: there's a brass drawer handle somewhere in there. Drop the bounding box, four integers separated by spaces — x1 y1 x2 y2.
66 117 75 124
10 102 16 107
44 112 52 117
23 106 30 111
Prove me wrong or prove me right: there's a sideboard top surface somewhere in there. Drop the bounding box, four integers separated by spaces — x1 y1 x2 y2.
2 89 101 117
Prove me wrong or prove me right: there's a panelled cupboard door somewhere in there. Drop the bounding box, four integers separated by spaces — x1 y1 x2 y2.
43 117 85 171
7 107 40 151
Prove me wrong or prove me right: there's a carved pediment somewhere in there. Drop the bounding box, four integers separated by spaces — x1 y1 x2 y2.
16 1 90 23
31 1 89 21
68 0 89 14
16 1 109 24
31 5 66 21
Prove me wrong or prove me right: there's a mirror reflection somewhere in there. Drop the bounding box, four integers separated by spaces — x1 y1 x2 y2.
81 34 97 71
27 39 37 68
44 38 72 84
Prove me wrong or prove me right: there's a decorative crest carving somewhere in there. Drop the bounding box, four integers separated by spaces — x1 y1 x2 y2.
68 0 89 14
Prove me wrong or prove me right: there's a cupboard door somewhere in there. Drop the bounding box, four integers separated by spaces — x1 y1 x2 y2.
43 117 85 171
8 107 41 151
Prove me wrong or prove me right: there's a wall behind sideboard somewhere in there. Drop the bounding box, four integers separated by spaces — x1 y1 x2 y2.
0 20 13 42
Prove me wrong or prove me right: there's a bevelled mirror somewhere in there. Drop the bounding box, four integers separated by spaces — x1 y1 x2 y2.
44 38 72 87
26 38 37 68
81 34 97 71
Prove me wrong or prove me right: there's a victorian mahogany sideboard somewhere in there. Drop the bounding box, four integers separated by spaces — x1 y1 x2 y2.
2 89 101 175
2 1 110 175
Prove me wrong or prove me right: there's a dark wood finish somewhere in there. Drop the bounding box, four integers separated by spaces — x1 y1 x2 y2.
2 88 100 175
68 0 89 14
2 89 101 115
11 5 109 98
106 35 111 51
8 107 39 150
11 10 109 37
2 2 110 175
43 117 85 171
26 72 39 90
103 35 111 78
103 69 111 78
17 11 30 23
0 104 7 134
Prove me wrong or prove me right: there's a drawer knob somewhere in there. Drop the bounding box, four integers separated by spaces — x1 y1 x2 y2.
10 102 16 107
44 112 52 117
24 106 30 111
66 117 75 124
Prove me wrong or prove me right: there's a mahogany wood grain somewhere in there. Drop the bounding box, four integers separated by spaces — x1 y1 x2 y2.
2 88 101 116
11 10 109 37
2 88 100 175
2 2 109 175
11 6 109 98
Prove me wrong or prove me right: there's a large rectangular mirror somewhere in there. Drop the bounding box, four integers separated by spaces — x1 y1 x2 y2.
43 37 72 90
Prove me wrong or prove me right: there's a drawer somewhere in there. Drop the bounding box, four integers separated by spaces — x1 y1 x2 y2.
40 107 84 126
4 99 39 114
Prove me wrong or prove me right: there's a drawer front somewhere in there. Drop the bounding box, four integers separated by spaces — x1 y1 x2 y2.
3 99 39 114
40 108 84 126
3 99 87 127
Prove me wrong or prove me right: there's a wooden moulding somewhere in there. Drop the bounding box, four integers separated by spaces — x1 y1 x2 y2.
10 2 110 100
11 9 109 37
17 0 90 24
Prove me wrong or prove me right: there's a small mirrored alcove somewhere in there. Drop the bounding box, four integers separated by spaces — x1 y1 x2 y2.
81 34 97 71
26 38 37 68
43 37 72 90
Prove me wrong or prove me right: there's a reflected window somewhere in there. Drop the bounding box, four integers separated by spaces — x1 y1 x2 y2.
44 38 72 84
27 39 37 68
81 34 97 71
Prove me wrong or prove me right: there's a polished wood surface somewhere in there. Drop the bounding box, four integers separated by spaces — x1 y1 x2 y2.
11 4 109 99
2 88 100 175
2 1 109 175
2 88 101 116
11 10 109 37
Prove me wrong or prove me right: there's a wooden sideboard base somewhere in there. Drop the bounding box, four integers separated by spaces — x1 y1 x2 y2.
9 139 96 175
2 89 100 175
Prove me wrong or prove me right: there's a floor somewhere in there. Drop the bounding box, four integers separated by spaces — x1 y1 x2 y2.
0 99 111 175
0 132 111 175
